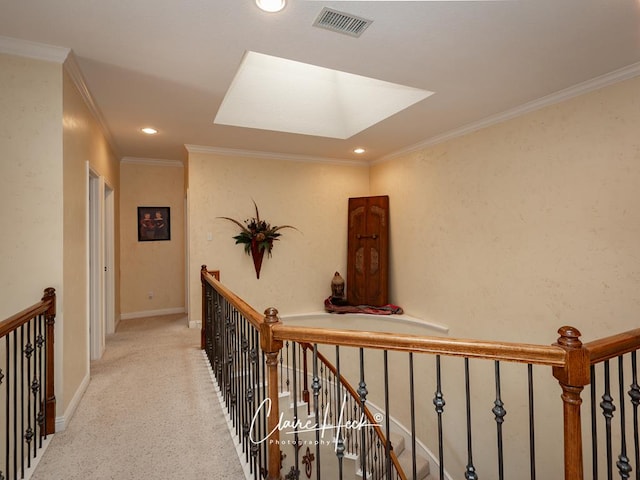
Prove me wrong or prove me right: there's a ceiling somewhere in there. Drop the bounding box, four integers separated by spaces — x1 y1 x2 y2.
1 0 639 163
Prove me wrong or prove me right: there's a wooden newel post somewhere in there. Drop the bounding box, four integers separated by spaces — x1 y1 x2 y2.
261 307 284 480
553 326 590 480
43 287 57 435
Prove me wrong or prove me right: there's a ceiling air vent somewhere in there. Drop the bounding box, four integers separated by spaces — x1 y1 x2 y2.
313 8 373 38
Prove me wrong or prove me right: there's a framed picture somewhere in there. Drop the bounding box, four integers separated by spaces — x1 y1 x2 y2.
138 206 171 241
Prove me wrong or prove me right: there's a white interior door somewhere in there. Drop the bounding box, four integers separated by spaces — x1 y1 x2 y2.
88 169 114 360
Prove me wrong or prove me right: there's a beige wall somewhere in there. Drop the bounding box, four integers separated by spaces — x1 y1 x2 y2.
62 66 120 414
187 152 369 319
369 74 640 477
0 53 64 319
120 160 185 316
371 74 640 344
0 51 120 426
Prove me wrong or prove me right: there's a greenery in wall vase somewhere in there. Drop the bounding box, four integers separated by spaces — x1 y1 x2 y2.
218 201 297 279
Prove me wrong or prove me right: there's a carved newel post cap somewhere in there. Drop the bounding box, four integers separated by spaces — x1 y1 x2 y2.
556 326 583 348
264 307 279 324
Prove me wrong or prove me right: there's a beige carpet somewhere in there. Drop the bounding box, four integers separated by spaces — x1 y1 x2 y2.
30 314 246 480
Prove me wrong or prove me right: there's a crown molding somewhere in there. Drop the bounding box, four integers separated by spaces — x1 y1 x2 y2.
376 61 640 165
184 144 368 167
121 157 184 167
0 35 70 63
63 51 121 159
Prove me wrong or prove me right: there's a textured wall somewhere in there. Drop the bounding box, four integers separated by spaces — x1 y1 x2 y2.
187 152 370 319
372 75 640 344
369 74 640 478
62 66 120 413
120 161 185 316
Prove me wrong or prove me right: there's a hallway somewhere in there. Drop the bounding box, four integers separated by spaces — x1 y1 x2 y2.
30 314 246 480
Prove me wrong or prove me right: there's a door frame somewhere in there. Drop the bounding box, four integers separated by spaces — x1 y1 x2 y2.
87 164 115 361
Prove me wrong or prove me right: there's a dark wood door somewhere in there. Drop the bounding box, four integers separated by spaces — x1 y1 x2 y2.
347 195 389 306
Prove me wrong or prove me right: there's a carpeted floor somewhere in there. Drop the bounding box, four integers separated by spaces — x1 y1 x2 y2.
30 314 246 480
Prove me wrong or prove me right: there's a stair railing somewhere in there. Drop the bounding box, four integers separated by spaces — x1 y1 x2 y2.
201 266 640 480
0 288 56 480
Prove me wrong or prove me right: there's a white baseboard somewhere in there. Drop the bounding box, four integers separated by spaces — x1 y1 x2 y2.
55 371 90 432
189 319 202 329
120 307 186 320
20 435 54 480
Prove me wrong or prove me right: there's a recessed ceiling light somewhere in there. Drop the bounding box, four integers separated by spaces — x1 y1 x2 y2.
141 127 158 135
353 148 366 154
256 0 286 13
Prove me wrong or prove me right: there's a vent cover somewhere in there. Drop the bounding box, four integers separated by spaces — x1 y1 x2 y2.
313 8 373 38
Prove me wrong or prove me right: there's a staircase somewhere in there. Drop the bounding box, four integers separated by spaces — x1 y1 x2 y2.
277 391 432 480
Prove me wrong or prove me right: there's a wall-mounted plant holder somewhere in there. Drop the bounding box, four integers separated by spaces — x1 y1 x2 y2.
218 201 297 279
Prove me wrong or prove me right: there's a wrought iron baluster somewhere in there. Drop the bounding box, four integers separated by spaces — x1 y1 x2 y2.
628 351 640 480
527 364 536 480
36 314 45 448
592 365 599 480
409 352 417 480
617 355 632 479
601 360 616 480
335 346 344 480
3 336 8 480
493 360 507 480
292 341 300 480
312 344 322 480
358 348 368 480
383 350 391 480
24 319 34 466
433 354 445 480
286 341 290 393
464 358 477 480
20 325 25 478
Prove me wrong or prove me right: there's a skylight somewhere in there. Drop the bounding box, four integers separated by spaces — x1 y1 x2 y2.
214 51 434 139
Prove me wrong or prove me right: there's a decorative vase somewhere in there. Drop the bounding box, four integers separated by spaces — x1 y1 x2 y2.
250 239 266 279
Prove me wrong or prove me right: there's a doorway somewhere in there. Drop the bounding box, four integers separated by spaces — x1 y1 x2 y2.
88 166 115 361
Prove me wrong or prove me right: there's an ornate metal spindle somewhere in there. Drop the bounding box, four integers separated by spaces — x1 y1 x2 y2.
286 341 290 393
433 355 445 480
628 352 640 480
383 350 391 480
527 364 536 480
280 344 285 393
617 356 632 479
36 314 44 448
293 342 300 479
335 346 344 480
261 350 269 476
320 363 326 416
409 353 417 480
249 327 260 477
464 358 478 480
592 365 599 480
358 348 368 480
20 325 25 477
601 360 616 480
312 344 322 480
327 371 333 424
493 361 507 480
24 319 34 465
3 336 8 480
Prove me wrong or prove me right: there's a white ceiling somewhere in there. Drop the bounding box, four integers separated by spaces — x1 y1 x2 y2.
1 0 639 163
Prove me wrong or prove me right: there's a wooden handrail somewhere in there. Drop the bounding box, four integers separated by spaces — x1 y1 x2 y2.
301 342 407 480
274 324 567 366
584 327 640 364
0 289 55 337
